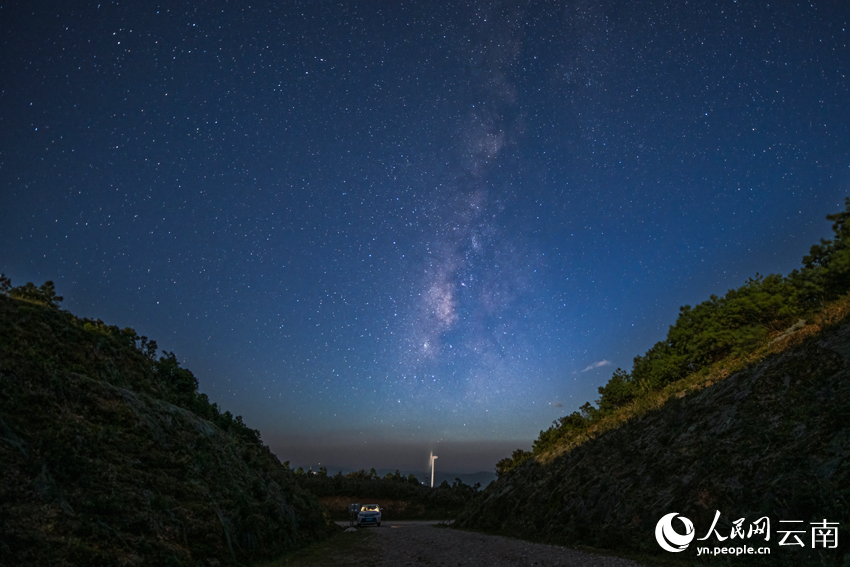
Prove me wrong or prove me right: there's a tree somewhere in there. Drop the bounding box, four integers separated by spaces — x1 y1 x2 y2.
38 281 63 307
596 368 635 413
579 401 598 421
154 351 199 402
384 469 404 482
799 197 850 300
495 448 532 477
138 336 158 360
533 411 586 454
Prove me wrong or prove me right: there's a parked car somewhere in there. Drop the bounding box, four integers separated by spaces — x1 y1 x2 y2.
357 504 381 527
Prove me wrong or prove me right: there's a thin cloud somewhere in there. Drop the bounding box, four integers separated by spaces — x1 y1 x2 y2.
581 360 611 372
550 402 563 408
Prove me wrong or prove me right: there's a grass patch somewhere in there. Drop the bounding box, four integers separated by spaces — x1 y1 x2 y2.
259 528 377 567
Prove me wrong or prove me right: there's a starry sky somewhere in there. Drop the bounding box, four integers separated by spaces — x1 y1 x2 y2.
2 1 849 474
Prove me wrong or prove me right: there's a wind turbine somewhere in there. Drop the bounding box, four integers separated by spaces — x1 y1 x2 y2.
429 452 438 488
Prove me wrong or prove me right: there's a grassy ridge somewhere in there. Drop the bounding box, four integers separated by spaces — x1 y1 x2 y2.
540 294 850 465
459 202 850 565
457 297 850 566
497 200 850 476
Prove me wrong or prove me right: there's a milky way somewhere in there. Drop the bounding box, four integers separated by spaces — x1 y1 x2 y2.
2 0 848 471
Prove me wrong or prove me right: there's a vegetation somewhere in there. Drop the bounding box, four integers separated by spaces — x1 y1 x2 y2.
0 280 335 566
494 199 850 475
294 467 481 520
458 305 850 565
461 201 850 565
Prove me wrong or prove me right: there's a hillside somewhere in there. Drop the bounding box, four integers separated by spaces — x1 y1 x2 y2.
456 312 850 565
0 287 334 566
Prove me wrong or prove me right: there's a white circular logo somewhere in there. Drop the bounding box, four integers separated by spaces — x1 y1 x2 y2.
655 512 695 553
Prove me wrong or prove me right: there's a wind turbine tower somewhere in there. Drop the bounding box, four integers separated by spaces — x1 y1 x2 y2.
429 452 438 488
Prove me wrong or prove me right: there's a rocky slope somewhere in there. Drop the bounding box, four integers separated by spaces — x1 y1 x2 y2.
457 318 850 566
0 295 334 566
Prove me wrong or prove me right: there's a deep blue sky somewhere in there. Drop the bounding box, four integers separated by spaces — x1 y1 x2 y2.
2 1 848 474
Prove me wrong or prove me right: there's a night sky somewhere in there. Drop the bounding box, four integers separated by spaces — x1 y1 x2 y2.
2 1 849 474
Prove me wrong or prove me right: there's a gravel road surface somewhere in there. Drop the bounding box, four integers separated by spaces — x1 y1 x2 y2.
331 521 646 567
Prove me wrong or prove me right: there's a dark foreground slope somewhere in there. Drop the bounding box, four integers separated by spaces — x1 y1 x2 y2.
457 318 850 566
0 295 333 566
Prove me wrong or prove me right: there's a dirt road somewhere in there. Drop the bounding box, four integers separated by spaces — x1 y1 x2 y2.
288 521 646 567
